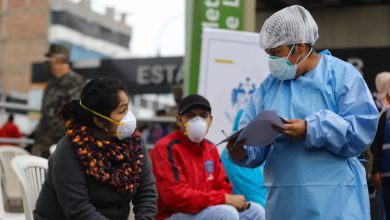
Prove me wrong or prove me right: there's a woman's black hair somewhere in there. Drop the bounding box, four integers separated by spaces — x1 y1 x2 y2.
60 78 128 127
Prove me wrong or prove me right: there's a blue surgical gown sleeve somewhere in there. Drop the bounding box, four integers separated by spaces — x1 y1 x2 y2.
304 65 378 157
228 81 271 168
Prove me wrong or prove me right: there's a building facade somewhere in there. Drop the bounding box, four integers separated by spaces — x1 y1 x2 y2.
0 0 132 93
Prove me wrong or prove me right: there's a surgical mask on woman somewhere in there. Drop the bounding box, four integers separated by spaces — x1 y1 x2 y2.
268 44 313 80
114 111 137 140
80 101 137 140
184 116 209 143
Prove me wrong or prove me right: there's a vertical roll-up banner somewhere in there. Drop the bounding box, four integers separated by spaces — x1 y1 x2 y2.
185 0 245 95
198 29 269 146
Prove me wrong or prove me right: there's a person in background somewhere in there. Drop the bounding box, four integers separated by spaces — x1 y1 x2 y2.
33 43 84 158
150 94 265 220
147 109 170 144
167 85 183 117
227 5 378 219
164 85 183 133
373 72 390 114
34 78 157 220
0 114 22 146
371 72 390 220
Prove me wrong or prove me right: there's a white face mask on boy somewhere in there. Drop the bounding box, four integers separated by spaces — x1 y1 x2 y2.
184 116 209 143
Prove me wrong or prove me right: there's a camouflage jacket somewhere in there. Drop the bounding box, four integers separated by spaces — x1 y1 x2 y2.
34 71 84 152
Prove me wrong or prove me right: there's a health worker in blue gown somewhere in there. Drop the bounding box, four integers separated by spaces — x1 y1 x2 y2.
227 5 379 220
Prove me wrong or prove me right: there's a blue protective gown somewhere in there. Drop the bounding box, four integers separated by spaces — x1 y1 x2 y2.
230 51 378 220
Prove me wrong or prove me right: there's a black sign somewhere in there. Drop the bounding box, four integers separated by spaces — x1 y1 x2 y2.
327 47 390 92
32 47 390 94
32 57 183 94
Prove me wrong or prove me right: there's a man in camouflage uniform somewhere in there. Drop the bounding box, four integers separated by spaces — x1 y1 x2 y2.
33 44 84 158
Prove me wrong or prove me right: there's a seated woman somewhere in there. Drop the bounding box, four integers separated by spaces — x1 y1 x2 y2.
34 78 157 220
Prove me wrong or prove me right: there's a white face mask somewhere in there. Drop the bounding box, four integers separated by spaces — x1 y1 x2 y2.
184 116 209 143
115 111 137 140
268 45 313 80
80 101 137 140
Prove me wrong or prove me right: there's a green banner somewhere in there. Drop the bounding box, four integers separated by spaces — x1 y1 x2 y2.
185 0 245 94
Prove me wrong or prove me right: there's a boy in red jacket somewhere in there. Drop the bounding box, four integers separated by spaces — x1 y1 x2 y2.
150 94 265 220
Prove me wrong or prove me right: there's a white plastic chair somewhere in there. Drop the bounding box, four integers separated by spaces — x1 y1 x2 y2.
0 146 29 212
11 155 48 220
0 161 25 220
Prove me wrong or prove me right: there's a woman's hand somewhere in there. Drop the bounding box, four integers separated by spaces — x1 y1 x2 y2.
272 119 307 139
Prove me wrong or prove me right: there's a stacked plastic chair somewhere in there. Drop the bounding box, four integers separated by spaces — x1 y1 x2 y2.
11 155 47 220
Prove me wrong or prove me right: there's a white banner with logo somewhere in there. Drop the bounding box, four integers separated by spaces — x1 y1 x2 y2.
198 29 269 148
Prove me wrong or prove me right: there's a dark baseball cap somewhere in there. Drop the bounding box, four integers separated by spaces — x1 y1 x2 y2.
45 43 70 58
178 94 211 115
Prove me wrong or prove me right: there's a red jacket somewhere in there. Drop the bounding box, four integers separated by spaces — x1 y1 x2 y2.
150 130 232 220
0 121 21 146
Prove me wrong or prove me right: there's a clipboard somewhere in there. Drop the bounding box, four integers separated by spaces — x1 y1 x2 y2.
216 110 286 147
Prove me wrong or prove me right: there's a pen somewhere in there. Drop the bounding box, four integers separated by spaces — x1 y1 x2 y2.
221 129 229 138
208 130 230 151
279 116 288 123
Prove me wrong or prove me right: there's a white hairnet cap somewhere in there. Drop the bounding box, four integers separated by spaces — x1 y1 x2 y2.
375 72 390 99
259 5 319 49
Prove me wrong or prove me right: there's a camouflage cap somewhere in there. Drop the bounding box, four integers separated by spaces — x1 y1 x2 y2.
45 43 70 58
